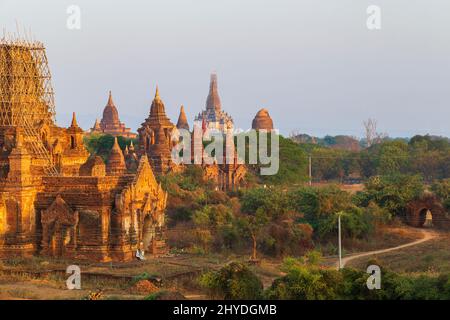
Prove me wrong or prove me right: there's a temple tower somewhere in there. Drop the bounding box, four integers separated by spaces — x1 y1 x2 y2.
194 73 234 133
106 137 126 175
93 91 136 138
138 87 176 174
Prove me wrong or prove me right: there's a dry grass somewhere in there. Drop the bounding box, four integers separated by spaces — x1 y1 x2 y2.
346 232 450 273
1 227 445 299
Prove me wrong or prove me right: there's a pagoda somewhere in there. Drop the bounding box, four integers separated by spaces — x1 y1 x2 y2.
90 91 137 138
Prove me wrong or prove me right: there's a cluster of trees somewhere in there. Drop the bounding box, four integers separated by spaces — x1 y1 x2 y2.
163 168 315 257
295 135 450 183
164 168 425 259
200 257 450 300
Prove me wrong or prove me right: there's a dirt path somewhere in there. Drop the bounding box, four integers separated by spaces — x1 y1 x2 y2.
337 229 438 269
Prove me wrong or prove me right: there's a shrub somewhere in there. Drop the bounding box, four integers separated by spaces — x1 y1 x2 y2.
199 262 263 300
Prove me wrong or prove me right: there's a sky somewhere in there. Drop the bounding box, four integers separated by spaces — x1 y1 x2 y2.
1 0 449 138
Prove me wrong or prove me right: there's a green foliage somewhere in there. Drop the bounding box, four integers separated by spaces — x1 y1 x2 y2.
240 187 289 217
309 148 361 182
267 258 450 300
199 262 263 300
83 134 137 160
355 174 424 216
257 135 308 185
291 134 450 182
375 140 409 175
287 186 391 240
266 256 341 300
193 205 234 228
177 166 206 191
237 187 312 257
431 179 450 210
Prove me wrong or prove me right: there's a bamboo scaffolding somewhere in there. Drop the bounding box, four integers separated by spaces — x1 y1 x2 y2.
0 36 58 175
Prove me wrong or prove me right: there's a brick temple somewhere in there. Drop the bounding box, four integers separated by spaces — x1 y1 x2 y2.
90 91 137 138
138 84 247 191
0 38 166 261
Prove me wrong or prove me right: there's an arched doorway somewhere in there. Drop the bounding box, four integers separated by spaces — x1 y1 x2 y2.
418 208 429 227
49 224 71 257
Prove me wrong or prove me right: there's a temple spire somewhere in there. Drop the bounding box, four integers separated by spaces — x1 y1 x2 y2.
93 118 101 130
112 136 121 152
71 112 79 128
176 105 190 131
107 136 126 175
206 73 221 112
155 86 160 100
107 90 115 106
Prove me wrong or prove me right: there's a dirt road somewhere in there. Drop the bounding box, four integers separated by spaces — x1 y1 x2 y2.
336 229 437 269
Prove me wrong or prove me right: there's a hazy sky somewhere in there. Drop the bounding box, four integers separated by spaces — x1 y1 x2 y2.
1 0 449 137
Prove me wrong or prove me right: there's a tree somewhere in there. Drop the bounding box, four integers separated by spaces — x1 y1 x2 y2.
237 209 268 260
265 256 342 300
355 174 424 216
199 262 263 300
431 179 450 210
289 186 353 233
239 187 308 258
363 118 387 148
375 140 409 175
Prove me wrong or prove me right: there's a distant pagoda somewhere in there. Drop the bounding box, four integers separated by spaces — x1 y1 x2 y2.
137 87 177 174
252 108 274 130
194 73 234 133
90 91 137 138
176 105 190 131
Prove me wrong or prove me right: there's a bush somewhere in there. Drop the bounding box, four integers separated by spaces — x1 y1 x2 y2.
266 257 341 300
199 262 263 300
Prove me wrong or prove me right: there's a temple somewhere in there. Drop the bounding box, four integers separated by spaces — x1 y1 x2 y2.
137 87 178 175
0 38 166 261
194 74 234 133
137 85 246 190
252 108 274 131
90 91 137 138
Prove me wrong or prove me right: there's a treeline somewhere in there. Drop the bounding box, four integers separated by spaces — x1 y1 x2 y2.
299 135 450 183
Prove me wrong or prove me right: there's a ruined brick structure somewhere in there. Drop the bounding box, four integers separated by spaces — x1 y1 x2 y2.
90 91 137 138
406 194 450 229
0 39 166 261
